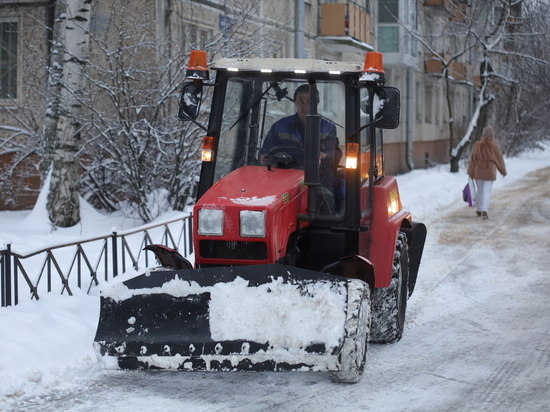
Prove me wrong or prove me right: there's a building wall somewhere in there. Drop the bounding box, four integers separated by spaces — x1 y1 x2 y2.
384 138 449 176
0 0 477 209
0 2 49 120
378 0 482 175
0 1 49 209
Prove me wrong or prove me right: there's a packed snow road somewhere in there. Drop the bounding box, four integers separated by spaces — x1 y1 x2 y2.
6 167 550 412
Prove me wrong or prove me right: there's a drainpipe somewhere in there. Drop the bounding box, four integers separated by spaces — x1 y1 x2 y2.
295 0 304 58
406 67 415 170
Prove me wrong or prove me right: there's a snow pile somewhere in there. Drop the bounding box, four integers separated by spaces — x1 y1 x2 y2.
208 276 345 346
0 294 100 401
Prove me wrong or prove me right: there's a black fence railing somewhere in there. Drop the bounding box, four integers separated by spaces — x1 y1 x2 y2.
1 214 193 307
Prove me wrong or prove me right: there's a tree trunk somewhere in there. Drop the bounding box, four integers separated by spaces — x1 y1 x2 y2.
47 115 81 227
449 156 460 173
46 0 92 228
443 70 458 173
43 0 65 181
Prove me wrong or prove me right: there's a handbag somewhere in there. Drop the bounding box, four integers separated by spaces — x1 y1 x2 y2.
463 184 469 202
463 179 477 207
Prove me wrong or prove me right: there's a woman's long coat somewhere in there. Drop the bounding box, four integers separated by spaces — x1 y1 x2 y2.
467 135 507 181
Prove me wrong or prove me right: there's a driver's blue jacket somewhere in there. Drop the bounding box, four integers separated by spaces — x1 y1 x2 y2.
259 114 342 192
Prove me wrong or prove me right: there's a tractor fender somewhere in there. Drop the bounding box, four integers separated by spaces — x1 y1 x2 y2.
321 255 375 291
401 222 427 296
369 176 413 289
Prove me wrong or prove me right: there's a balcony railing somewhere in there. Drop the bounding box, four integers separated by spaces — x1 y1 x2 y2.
1 214 193 306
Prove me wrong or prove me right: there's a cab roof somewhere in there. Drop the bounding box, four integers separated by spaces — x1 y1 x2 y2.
212 57 363 74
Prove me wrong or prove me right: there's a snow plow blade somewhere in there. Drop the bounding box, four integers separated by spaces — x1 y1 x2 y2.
93 264 371 381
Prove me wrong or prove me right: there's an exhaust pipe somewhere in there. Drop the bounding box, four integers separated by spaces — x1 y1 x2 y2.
300 80 321 221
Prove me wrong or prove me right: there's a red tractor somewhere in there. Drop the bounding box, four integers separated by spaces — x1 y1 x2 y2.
94 51 426 383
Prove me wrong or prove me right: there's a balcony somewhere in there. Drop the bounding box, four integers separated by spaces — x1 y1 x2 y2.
424 0 472 22
425 53 449 74
449 61 468 80
449 4 471 23
319 3 373 52
425 0 470 6
425 53 473 83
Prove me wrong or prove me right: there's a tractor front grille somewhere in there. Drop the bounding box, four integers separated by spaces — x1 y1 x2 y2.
199 240 268 261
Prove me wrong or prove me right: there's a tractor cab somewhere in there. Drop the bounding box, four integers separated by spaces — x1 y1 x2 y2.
178 51 399 226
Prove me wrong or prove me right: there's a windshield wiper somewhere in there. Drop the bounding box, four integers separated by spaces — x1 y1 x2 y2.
229 80 284 130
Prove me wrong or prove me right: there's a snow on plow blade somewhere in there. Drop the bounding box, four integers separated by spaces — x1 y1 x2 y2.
93 264 371 381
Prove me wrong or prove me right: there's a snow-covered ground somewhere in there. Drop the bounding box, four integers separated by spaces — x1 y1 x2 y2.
1 147 549 411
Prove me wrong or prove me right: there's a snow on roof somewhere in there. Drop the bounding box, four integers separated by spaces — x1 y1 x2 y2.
212 57 363 73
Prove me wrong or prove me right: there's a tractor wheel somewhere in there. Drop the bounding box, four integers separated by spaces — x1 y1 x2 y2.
330 279 371 384
370 232 410 344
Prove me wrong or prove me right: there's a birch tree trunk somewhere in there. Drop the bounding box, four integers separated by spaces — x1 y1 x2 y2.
46 0 92 227
43 0 65 180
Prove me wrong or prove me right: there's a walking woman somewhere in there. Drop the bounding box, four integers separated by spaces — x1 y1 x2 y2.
467 126 507 219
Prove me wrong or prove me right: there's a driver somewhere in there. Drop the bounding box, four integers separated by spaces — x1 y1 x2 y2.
259 84 343 214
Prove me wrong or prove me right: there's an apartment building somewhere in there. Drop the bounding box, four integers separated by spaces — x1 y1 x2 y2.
0 0 478 209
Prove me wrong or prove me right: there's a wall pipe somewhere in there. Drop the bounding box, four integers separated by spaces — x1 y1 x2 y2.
406 67 415 170
295 0 304 58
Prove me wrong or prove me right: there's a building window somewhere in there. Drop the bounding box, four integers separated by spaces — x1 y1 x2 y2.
379 0 398 23
91 14 110 33
322 85 333 115
378 0 416 55
185 24 212 49
378 26 399 53
424 85 432 124
378 0 399 53
0 21 18 99
435 87 440 125
403 0 417 57
416 81 422 123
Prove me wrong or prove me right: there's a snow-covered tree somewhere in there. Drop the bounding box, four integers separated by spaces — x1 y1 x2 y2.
490 0 550 156
78 0 284 222
1 0 285 224
419 0 549 172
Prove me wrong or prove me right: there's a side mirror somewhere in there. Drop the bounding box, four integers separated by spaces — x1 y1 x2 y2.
177 81 203 121
374 87 400 129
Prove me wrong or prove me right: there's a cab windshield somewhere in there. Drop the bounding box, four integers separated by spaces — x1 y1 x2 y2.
215 78 345 176
213 76 346 216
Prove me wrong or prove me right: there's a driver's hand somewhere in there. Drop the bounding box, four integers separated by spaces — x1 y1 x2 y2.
260 153 269 165
319 151 327 161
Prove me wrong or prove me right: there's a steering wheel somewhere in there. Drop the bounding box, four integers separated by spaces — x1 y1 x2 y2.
262 145 303 167
265 145 302 157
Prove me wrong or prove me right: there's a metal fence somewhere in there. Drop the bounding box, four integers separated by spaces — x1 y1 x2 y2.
1 214 193 307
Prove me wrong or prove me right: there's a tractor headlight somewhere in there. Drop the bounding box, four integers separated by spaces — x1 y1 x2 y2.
198 209 224 236
240 210 266 238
